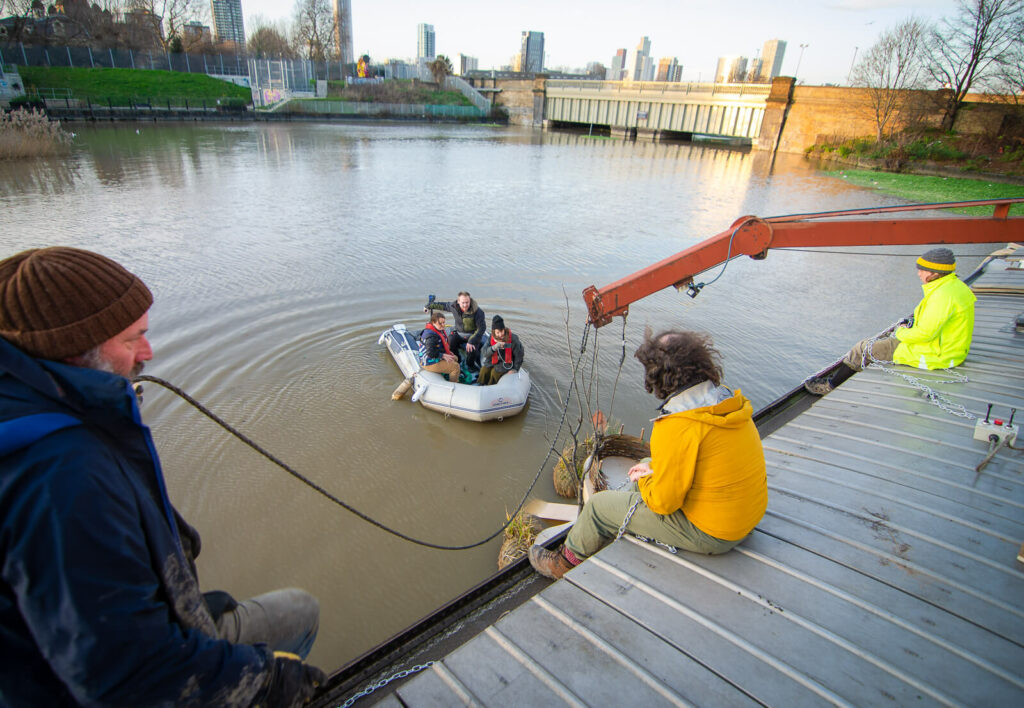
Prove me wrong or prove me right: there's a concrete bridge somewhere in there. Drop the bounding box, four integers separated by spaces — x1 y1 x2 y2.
544 79 771 142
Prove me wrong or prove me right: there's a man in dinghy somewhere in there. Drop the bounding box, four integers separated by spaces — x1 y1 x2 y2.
529 329 767 580
0 247 324 707
426 291 486 369
803 247 976 396
420 310 461 383
478 315 525 386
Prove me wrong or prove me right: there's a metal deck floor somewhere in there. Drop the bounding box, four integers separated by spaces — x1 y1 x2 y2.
380 260 1024 707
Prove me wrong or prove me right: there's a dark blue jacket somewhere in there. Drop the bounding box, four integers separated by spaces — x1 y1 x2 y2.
0 337 272 706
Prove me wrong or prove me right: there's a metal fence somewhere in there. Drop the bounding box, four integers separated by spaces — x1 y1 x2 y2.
1 43 249 76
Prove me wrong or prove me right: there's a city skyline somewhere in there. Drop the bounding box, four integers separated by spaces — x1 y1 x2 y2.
241 0 959 85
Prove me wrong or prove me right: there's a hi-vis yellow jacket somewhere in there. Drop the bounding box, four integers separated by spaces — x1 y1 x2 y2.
638 389 767 541
894 274 976 370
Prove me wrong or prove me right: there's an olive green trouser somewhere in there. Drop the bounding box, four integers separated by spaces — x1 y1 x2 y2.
843 334 899 371
564 483 740 560
477 365 511 386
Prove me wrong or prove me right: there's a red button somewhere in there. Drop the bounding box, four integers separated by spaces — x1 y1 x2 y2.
994 419 1004 426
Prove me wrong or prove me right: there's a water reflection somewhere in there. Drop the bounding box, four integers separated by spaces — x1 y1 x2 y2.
0 122 969 671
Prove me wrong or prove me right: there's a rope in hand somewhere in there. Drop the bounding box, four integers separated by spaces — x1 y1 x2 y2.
132 326 591 552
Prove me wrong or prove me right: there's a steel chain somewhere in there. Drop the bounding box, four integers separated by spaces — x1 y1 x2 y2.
340 661 436 708
615 497 642 541
863 333 976 420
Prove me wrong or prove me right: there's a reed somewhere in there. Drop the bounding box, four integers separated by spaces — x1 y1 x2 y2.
497 510 539 569
0 108 73 160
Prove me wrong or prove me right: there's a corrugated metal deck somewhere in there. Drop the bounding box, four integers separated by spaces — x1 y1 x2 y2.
382 259 1024 707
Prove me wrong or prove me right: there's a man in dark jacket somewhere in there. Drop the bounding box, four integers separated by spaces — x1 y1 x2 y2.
0 247 324 707
478 315 525 386
426 291 485 368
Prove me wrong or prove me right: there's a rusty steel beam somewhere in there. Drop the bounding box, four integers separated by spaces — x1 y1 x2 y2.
584 199 1024 327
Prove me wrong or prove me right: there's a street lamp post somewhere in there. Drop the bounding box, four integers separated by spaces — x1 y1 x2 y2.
795 43 809 81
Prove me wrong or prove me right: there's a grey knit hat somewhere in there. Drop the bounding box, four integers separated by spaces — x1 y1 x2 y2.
0 247 153 360
916 248 956 274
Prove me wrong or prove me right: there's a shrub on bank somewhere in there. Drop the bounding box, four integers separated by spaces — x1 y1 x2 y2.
0 108 73 160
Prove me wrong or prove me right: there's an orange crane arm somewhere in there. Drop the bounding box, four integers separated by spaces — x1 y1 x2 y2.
583 199 1024 327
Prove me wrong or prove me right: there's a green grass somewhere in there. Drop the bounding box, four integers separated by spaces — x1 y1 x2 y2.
19 66 251 105
828 170 1024 216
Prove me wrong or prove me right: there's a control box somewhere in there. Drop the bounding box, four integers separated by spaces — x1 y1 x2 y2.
973 418 1019 446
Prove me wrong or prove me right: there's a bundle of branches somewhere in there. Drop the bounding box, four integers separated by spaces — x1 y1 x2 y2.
497 511 540 569
588 434 651 494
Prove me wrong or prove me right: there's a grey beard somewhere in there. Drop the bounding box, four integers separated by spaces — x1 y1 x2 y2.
77 346 145 379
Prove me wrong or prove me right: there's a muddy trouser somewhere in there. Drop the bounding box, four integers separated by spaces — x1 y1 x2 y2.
564 484 740 560
449 331 480 368
843 334 900 371
216 588 320 659
423 360 460 383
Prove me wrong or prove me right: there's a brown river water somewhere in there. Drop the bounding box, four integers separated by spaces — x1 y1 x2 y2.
0 122 986 670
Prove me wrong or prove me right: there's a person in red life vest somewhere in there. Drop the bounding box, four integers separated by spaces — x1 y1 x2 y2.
478 315 525 386
419 310 461 383
425 291 486 369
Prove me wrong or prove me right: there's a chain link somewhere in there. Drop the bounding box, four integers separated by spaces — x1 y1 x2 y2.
340 661 436 708
863 333 976 420
615 497 642 541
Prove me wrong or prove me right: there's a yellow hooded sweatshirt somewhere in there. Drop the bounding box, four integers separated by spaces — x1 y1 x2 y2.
638 387 767 541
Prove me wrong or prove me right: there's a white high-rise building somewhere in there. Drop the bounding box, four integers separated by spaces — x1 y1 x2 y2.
607 48 627 80
716 55 748 83
417 23 435 61
759 39 787 81
210 0 244 47
333 0 354 66
632 36 651 81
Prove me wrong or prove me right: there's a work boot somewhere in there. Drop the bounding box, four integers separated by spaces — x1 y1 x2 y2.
391 378 413 400
803 377 834 396
528 544 579 580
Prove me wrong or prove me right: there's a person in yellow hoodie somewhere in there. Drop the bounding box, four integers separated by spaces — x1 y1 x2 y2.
804 247 976 396
529 330 768 580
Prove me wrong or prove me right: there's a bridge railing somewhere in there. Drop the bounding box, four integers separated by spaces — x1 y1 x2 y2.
546 79 773 97
443 75 491 113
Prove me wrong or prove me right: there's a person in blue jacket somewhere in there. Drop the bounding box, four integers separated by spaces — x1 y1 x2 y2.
0 247 324 707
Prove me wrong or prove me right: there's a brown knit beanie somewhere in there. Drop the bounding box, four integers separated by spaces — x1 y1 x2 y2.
0 247 153 360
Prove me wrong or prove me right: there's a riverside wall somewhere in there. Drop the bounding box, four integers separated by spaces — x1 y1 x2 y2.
763 80 1019 155
468 74 1021 150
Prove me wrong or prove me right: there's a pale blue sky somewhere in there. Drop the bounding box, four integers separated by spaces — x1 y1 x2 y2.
242 0 959 85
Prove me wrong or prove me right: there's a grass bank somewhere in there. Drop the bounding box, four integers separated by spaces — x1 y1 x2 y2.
829 170 1024 216
18 66 250 105
325 79 471 106
808 131 1024 179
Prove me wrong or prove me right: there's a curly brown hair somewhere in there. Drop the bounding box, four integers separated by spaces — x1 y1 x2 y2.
634 329 723 400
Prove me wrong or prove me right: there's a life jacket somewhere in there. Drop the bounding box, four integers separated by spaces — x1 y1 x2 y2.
490 331 513 366
421 323 452 364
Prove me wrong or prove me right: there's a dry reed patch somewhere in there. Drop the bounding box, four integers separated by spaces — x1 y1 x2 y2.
0 108 72 160
497 510 540 569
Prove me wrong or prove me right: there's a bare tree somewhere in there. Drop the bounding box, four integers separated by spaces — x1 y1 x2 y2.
926 0 1024 131
292 0 336 62
247 16 297 59
852 18 929 141
991 20 1024 104
126 0 206 53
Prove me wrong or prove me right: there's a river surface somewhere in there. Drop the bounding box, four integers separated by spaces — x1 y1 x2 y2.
0 122 987 671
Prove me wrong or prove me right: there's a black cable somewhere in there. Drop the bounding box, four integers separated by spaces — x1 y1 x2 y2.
133 328 589 551
779 249 1000 257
